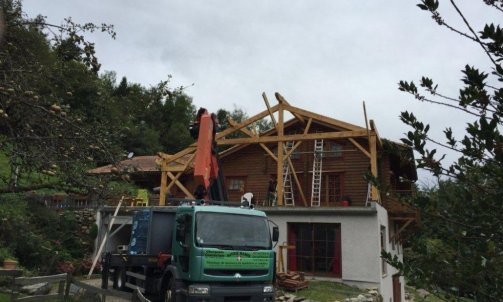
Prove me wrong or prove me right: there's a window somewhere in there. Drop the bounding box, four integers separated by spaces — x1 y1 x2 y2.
327 174 343 203
381 225 387 276
227 177 246 192
324 142 343 158
287 223 341 277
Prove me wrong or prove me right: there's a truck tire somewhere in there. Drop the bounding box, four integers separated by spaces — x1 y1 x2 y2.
164 278 176 302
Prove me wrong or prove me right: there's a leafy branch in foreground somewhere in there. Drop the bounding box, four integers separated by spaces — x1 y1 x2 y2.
385 1 503 301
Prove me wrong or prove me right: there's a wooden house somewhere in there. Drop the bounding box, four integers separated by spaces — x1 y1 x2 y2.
94 93 417 301
156 93 417 302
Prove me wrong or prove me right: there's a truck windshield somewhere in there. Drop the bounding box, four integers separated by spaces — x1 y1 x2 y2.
195 212 271 249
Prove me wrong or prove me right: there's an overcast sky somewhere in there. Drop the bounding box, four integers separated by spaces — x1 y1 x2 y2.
21 0 500 185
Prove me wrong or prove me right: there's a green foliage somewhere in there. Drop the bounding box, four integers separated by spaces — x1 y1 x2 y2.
0 194 88 273
386 1 503 301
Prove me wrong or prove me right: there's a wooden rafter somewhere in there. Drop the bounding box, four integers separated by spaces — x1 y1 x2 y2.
217 130 368 145
282 103 366 131
348 138 370 158
262 92 278 131
275 92 305 124
216 104 280 139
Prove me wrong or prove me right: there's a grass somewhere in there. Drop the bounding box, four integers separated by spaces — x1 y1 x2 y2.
0 292 8 302
282 280 367 302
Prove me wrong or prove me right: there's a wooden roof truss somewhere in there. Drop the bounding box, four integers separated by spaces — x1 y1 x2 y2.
158 92 381 206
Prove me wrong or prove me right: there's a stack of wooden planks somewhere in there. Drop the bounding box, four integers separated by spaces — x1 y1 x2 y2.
276 271 309 291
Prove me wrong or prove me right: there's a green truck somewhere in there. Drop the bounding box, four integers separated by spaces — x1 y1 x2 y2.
101 203 278 302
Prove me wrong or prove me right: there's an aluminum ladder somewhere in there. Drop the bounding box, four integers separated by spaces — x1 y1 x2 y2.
282 141 295 206
311 140 324 207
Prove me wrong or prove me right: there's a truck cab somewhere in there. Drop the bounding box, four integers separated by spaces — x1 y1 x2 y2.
169 204 276 301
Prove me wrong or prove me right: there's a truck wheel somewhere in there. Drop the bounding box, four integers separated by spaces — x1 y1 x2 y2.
164 279 176 302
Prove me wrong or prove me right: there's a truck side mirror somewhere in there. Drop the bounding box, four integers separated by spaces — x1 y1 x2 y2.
272 226 279 242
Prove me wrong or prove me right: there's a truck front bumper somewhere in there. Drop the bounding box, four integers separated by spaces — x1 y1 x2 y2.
181 284 274 302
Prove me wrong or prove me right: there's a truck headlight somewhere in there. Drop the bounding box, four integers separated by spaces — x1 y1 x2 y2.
263 285 274 293
189 285 210 295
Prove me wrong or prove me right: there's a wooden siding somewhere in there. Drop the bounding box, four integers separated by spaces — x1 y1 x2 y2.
220 124 374 207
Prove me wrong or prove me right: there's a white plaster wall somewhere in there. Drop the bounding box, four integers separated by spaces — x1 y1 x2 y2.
267 204 404 302
267 208 381 288
376 203 404 302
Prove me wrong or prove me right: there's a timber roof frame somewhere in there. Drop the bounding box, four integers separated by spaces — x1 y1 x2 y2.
158 92 382 206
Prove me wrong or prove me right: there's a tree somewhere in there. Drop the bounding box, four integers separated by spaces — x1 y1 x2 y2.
385 1 503 300
0 0 121 194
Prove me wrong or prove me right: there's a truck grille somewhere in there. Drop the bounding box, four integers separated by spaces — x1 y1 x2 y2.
204 269 268 276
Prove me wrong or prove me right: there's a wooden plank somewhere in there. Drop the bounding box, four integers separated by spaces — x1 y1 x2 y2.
15 274 67 286
283 103 365 131
88 197 123 278
217 130 368 145
348 138 370 158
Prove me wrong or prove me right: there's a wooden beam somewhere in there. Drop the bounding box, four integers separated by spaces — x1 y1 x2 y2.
166 172 182 193
348 138 370 158
369 119 383 147
390 218 415 242
283 103 365 131
262 92 278 131
287 157 307 206
217 130 368 145
158 146 197 163
159 171 168 206
261 144 278 162
168 172 194 199
275 92 305 124
284 117 313 159
228 117 253 137
216 104 280 139
370 134 379 202
276 104 284 206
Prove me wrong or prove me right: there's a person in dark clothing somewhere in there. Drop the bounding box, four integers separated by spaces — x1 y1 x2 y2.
267 178 277 206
